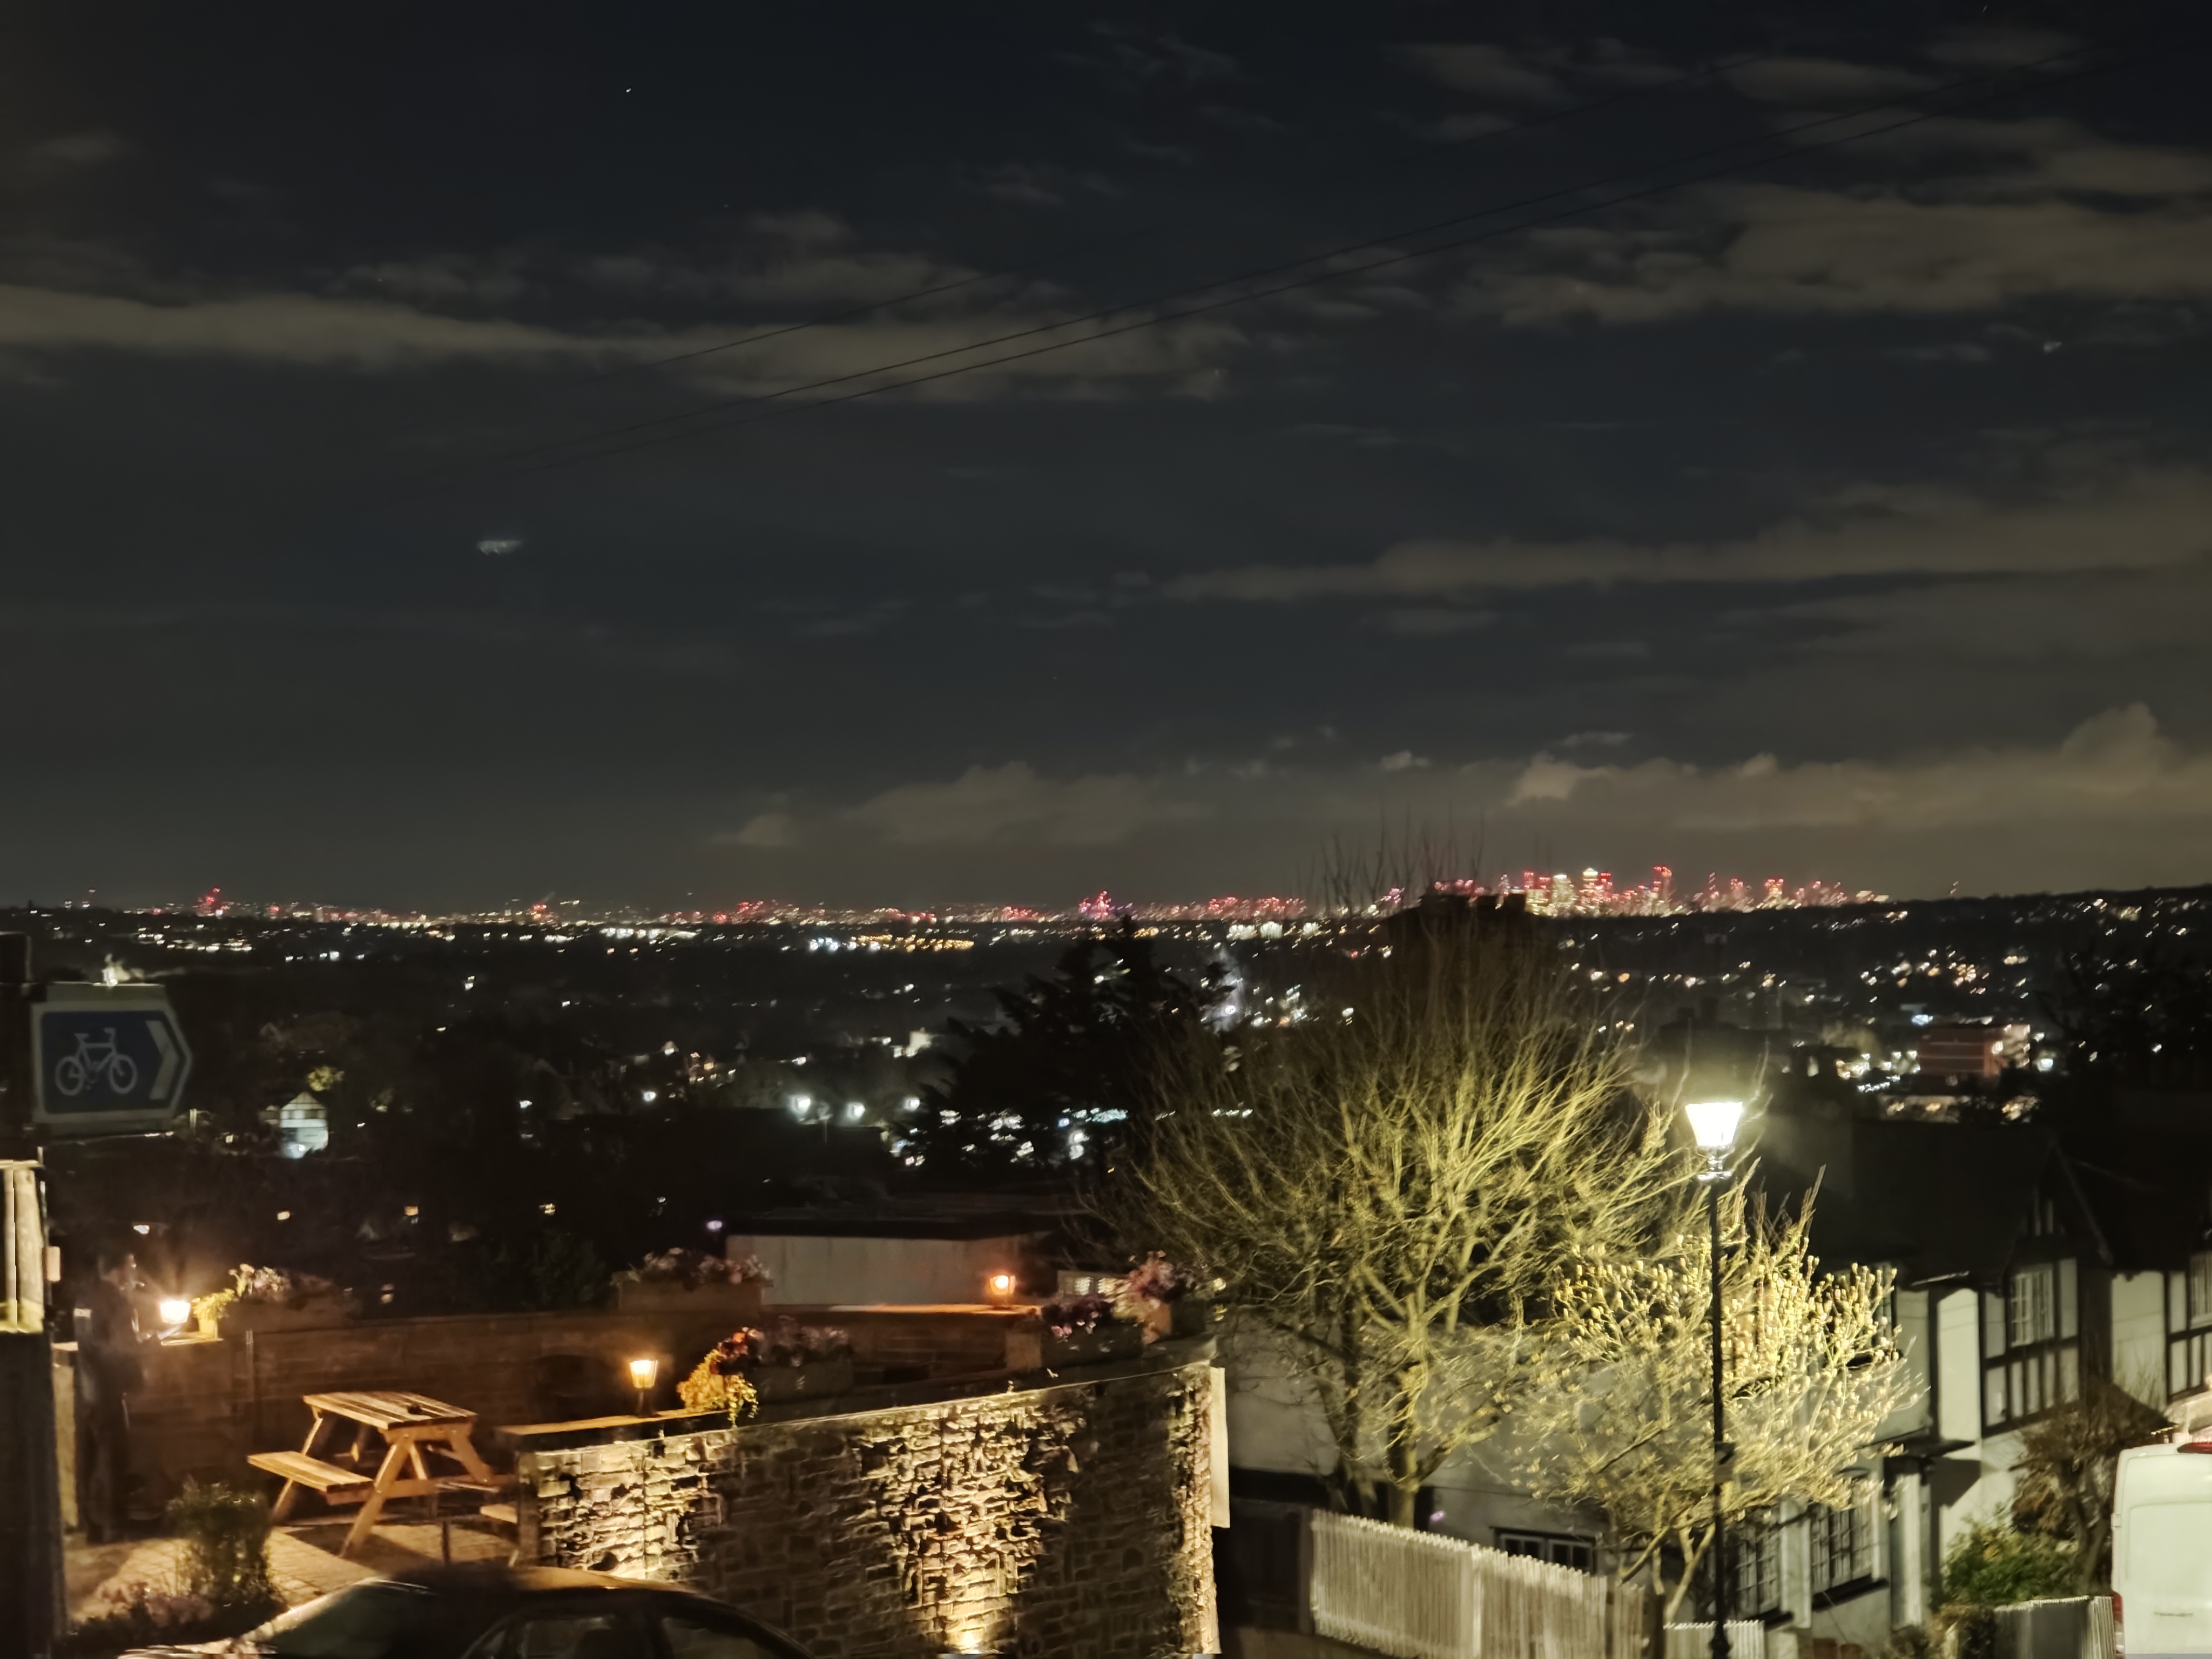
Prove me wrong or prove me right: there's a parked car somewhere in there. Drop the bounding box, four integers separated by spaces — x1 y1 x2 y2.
119 1565 811 1658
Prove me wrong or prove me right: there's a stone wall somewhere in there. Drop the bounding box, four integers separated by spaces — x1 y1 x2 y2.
519 1354 1219 1659
111 1304 1029 1492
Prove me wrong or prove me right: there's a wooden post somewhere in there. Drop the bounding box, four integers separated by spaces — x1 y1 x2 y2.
0 1151 63 1658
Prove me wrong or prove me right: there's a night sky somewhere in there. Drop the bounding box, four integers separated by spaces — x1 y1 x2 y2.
5 2 2208 911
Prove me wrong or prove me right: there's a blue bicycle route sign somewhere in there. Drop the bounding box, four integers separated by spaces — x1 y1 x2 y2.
31 983 192 1135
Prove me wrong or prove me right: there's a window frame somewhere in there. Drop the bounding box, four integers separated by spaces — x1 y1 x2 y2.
1493 1528 1598 1574
1731 1510 1784 1619
1983 1253 2079 1431
1809 1488 1882 1603
2165 1253 2212 1399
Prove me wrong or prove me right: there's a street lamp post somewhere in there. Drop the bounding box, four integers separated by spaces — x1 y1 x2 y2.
1684 1099 1746 1659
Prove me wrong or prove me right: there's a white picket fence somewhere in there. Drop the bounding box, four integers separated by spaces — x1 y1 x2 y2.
1990 1596 2115 1659
1663 1621 1767 1659
1310 1509 1648 1659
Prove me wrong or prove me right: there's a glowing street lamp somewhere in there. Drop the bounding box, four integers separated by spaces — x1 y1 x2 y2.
1683 1100 1745 1659
1685 1098 1745 1160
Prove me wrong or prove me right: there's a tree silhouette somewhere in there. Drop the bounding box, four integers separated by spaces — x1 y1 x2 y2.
903 926 1207 1178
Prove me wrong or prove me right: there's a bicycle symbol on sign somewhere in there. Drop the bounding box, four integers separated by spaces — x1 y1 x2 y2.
54 1028 139 1097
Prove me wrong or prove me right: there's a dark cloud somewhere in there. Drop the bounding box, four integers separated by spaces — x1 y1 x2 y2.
23 131 132 170
1 4 2207 907
1391 44 1567 105
1169 469 2212 599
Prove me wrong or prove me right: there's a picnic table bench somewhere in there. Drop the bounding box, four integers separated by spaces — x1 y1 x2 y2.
248 1389 511 1557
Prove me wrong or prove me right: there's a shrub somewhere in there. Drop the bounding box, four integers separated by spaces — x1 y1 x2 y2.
676 1352 760 1422
64 1486 280 1658
489 1228 606 1310
167 1480 278 1615
620 1247 770 1289
1940 1520 2077 1609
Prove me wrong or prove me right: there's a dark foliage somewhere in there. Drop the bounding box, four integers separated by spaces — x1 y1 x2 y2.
2045 943 2212 1090
903 926 1209 1177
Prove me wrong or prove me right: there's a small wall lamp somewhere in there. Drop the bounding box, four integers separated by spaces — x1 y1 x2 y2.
158 1297 192 1332
984 1271 1016 1303
629 1355 659 1415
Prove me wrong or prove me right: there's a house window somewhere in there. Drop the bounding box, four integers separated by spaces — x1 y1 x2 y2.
1811 1489 1880 1597
1984 1257 2079 1428
1495 1529 1596 1574
2009 1265 2055 1347
1734 1514 1783 1617
2166 1255 2212 1397
2188 1253 2212 1328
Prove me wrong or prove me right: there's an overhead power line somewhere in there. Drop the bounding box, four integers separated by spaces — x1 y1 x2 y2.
380 38 2137 499
347 42 1786 449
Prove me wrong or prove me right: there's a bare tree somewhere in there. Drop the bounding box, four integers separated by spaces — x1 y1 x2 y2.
1514 1187 1917 1611
2012 1374 2169 1591
1110 899 1682 1527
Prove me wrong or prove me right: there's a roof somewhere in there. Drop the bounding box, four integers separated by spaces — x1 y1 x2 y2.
1750 1115 2067 1286
2064 1092 2212 1272
1750 1089 2212 1285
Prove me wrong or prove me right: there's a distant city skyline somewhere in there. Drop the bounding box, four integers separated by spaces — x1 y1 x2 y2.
58 864 1891 926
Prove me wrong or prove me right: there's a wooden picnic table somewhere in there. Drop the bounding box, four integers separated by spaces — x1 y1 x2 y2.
248 1389 504 1557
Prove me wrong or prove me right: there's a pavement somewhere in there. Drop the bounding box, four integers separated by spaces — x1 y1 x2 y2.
66 1514 512 1626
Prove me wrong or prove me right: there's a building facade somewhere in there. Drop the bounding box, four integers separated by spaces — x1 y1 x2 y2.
1225 1103 2212 1656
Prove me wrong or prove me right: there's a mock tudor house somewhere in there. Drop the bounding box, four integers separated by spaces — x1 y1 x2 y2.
1222 1092 2212 1655
1642 1098 2210 1656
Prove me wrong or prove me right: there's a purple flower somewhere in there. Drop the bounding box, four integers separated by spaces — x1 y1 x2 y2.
1042 1294 1116 1339
1124 1251 1190 1305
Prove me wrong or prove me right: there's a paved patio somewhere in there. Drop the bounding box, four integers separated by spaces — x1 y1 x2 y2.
66 1515 511 1626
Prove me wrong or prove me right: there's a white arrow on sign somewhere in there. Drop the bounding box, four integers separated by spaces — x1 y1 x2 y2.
151 1019 181 1101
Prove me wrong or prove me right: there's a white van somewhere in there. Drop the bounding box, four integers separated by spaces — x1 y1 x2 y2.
2114 1442 2212 1656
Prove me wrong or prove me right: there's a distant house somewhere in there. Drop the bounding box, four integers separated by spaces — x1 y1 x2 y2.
1912 1024 2020 1080
260 1091 329 1158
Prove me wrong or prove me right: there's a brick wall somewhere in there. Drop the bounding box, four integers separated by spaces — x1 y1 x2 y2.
114 1304 1031 1490
519 1356 1219 1659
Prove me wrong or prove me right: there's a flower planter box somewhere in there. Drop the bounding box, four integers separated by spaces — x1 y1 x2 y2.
1005 1320 1145 1372
743 1355 854 1404
1136 1297 1215 1343
220 1296 357 1335
613 1280 766 1319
